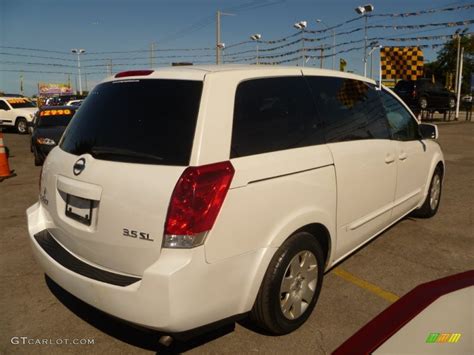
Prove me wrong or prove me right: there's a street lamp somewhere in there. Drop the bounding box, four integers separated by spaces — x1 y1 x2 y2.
316 19 336 70
250 34 262 65
294 21 307 67
71 48 85 95
355 4 374 77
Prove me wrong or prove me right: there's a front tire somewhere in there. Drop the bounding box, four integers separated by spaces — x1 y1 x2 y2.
15 118 28 134
250 232 324 335
411 166 442 218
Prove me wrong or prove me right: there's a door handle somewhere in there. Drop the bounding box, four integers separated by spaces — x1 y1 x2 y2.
385 154 395 164
399 152 408 161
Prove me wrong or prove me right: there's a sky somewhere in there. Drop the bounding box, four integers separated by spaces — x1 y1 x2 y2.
0 0 472 96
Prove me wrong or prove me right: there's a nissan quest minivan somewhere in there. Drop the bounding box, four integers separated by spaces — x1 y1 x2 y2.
27 66 444 336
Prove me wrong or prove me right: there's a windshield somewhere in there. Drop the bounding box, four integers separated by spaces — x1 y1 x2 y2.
60 79 203 166
7 98 36 108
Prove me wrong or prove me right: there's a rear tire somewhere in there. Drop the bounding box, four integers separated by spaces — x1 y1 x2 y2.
250 232 324 335
411 166 442 218
15 118 28 134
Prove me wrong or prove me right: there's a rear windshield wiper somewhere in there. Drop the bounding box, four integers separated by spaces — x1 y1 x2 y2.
89 146 164 162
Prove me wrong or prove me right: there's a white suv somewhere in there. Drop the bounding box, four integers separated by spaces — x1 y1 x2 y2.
27 66 444 336
0 97 38 133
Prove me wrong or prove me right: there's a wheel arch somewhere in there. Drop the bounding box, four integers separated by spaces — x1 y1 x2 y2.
293 223 332 270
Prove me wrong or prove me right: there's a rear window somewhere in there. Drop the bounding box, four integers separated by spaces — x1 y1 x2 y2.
38 109 75 127
60 79 202 166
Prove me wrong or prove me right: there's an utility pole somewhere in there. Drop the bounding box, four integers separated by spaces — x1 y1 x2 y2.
107 59 113 76
216 10 221 64
215 10 234 64
20 73 24 96
150 43 155 67
455 47 464 120
320 47 324 68
84 72 88 93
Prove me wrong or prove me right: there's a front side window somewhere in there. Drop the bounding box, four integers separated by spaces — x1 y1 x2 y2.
231 77 323 158
305 77 390 143
380 90 420 141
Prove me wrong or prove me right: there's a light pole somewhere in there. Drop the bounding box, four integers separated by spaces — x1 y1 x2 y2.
355 4 374 77
294 21 307 67
316 19 336 70
367 41 381 80
71 49 85 95
250 34 262 65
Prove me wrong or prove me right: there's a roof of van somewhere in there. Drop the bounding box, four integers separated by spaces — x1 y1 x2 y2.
104 65 376 85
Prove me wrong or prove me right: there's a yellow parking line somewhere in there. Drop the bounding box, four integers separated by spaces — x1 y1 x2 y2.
333 267 400 303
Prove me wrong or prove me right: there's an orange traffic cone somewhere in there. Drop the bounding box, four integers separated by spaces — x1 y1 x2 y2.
0 132 15 181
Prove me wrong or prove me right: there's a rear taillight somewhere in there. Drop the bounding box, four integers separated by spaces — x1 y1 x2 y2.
163 161 235 248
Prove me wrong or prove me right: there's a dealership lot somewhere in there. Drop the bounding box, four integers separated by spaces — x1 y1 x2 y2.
1 122 473 354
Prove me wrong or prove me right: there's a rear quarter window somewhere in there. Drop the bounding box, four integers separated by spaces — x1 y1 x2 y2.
231 76 323 158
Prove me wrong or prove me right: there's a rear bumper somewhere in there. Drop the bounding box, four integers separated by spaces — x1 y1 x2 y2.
27 201 275 332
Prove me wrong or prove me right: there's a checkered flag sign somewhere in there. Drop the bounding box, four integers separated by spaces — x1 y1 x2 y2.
381 46 424 81
336 80 369 108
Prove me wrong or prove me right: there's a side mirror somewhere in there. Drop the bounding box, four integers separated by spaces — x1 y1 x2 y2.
419 123 438 140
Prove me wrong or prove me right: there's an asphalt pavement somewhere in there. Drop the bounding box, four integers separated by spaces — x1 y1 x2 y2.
1 121 472 354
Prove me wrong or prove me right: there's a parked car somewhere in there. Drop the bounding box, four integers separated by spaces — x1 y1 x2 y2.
394 79 456 114
0 96 38 133
27 66 444 339
30 106 76 165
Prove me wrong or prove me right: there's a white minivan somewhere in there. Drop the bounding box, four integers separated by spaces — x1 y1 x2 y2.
27 66 444 336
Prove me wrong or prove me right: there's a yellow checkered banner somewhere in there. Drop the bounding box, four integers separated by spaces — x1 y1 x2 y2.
380 47 424 81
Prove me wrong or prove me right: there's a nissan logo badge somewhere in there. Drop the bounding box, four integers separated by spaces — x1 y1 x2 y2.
73 158 86 176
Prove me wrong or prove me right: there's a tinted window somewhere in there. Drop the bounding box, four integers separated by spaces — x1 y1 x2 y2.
60 79 202 166
231 77 323 158
7 99 35 108
305 77 390 142
395 81 413 92
38 110 75 127
0 101 9 110
380 90 420 141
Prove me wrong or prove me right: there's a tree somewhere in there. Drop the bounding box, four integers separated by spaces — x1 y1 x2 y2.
427 35 473 93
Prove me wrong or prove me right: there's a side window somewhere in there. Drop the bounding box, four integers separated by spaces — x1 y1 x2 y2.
380 90 420 141
0 100 10 110
305 77 390 143
231 77 323 158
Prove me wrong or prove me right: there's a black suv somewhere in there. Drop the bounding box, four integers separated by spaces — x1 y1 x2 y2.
394 79 456 114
